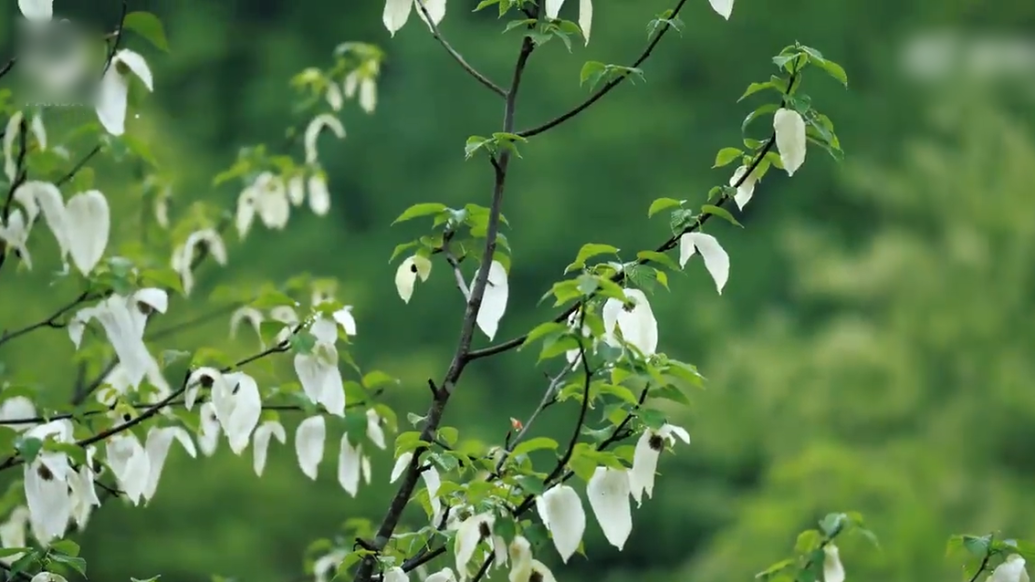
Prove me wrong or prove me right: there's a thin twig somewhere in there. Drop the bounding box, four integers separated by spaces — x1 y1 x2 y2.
99 1 130 78
414 1 506 98
441 236 471 301
0 58 16 82
55 145 102 186
516 0 690 138
0 292 91 348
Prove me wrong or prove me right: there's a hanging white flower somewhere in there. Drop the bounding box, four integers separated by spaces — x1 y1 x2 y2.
288 175 306 206
0 507 30 564
236 172 290 238
172 228 228 296
383 567 408 582
383 0 447 37
213 371 263 455
773 108 807 176
68 289 167 390
3 112 23 182
390 451 412 483
12 180 53 224
678 232 730 294
0 209 32 270
396 255 432 303
989 554 1030 582
332 306 357 337
197 402 221 456
364 409 386 449
17 0 52 20
586 466 633 550
294 318 345 417
67 446 101 528
507 536 533 582
424 465 443 523
602 288 658 357
96 49 153 136
729 164 759 210
708 0 734 20
337 433 368 497
0 396 36 432
295 415 326 480
535 484 585 562
345 67 379 114
229 306 264 345
63 191 110 275
629 424 690 506
23 420 74 544
473 260 509 340
424 568 457 582
271 305 300 345
142 427 196 502
823 544 846 582
252 420 287 476
105 433 151 505
303 114 346 165
564 309 593 368
313 550 346 582
184 367 227 410
307 172 332 216
29 115 46 150
454 512 503 581
325 82 344 111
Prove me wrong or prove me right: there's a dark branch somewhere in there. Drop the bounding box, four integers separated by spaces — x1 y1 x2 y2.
99 1 130 78
414 1 507 98
0 291 92 349
516 0 689 138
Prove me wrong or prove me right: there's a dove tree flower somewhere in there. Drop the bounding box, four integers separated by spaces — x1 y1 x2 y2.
0 396 36 431
295 415 326 480
730 164 760 210
294 317 346 416
229 306 265 344
773 107 807 176
344 65 379 113
236 172 290 238
106 433 151 505
602 288 658 357
304 114 346 164
172 228 228 296
586 466 633 550
252 420 287 476
535 484 586 562
67 446 101 527
307 172 332 216
545 0 594 44
709 0 735 19
454 512 505 581
629 424 690 506
3 112 24 182
16 182 110 274
678 232 730 294
823 544 846 582
474 260 509 340
395 255 432 303
338 433 372 497
23 420 75 544
0 210 32 269
212 372 262 455
0 506 30 564
18 0 53 21
382 0 446 37
96 49 154 136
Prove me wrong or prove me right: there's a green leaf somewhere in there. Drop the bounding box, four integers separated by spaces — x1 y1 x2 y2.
567 243 619 273
635 251 680 272
123 11 170 52
712 147 743 168
742 104 780 134
647 197 682 218
15 436 43 464
700 204 743 227
737 81 777 102
251 289 297 309
515 475 546 496
289 331 317 355
49 552 87 576
521 321 568 349
473 0 501 10
579 61 607 88
140 268 184 295
464 136 493 160
49 539 80 557
511 437 559 457
391 201 449 224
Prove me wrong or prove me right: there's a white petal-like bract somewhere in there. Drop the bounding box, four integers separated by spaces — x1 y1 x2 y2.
629 424 690 505
535 484 586 562
18 0 53 21
823 544 846 582
395 255 432 303
586 467 633 550
602 289 658 357
474 260 509 340
709 0 734 20
252 421 287 476
678 232 730 294
773 108 807 176
295 415 326 480
63 191 110 275
730 165 759 210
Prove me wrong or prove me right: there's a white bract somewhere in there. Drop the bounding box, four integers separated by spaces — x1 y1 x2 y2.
474 260 509 340
63 191 111 274
344 66 379 114
214 372 263 454
229 306 265 345
173 228 228 296
0 506 30 564
629 424 690 506
545 0 593 44
990 555 1030 582
535 484 586 562
564 309 594 368
252 420 287 476
96 50 153 136
395 255 432 303
383 0 446 37
308 173 332 216
17 0 52 20
67 446 101 528
0 396 36 432
730 164 759 210
383 567 408 582
337 433 372 497
69 289 168 390
709 0 734 20
823 544 846 582
295 415 326 480
236 172 290 238
678 232 730 294
197 402 222 457
586 466 633 550
23 420 74 544
304 114 346 164
454 512 504 581
106 433 151 504
424 568 457 582
602 288 659 357
3 112 23 181
773 107 807 176
0 210 32 270
142 427 197 501
294 317 346 416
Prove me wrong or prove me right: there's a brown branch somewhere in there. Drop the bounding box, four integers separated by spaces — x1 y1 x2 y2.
0 58 15 82
99 1 129 78
0 292 92 349
351 24 538 582
516 0 689 138
414 0 506 98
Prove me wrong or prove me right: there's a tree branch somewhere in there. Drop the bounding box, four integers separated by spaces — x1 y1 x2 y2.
0 58 15 82
351 26 538 582
0 291 92 349
99 1 130 78
414 1 507 98
441 235 471 301
55 145 103 187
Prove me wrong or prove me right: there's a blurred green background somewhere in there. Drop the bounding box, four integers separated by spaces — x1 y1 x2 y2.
3 0 1035 581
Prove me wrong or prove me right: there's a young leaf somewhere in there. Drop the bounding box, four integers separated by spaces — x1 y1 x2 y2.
123 12 170 52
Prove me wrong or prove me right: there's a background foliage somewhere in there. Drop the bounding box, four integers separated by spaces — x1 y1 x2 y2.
2 1 1035 581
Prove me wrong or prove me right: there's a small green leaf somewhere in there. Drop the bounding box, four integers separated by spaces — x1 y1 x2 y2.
511 437 559 457
50 539 80 557
49 553 87 576
567 243 620 273
123 11 170 52
579 61 607 88
391 203 448 225
647 197 682 218
521 321 569 349
737 81 777 102
712 147 743 168
15 436 43 464
700 204 743 227
464 136 493 160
